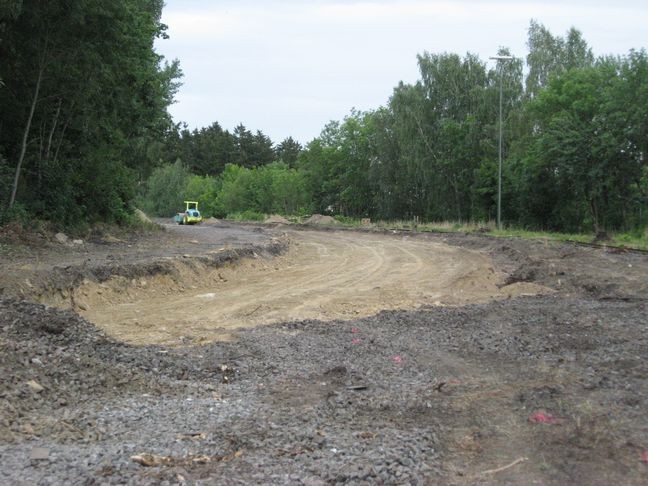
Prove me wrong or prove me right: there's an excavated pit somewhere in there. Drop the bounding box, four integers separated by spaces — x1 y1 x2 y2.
45 231 551 345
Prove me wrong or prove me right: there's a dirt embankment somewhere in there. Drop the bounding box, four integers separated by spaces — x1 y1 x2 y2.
1 221 647 484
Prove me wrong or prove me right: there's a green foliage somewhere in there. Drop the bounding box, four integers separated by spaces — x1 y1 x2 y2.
5 4 642 240
215 163 310 216
0 0 181 226
289 22 645 234
333 215 361 226
519 55 647 231
226 210 265 222
275 137 302 167
184 174 220 217
0 201 29 226
139 160 191 217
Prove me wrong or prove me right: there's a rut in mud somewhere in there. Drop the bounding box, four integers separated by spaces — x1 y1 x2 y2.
58 230 549 345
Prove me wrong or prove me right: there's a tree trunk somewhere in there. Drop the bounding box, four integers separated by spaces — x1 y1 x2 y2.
52 103 74 166
45 98 62 161
9 62 44 209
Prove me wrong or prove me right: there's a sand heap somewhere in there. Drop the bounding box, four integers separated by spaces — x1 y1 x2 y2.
265 215 291 224
304 214 338 225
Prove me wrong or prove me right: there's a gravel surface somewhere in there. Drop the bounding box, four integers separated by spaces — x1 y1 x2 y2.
1 223 647 484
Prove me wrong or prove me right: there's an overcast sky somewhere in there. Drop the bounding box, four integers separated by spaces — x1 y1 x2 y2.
156 0 648 144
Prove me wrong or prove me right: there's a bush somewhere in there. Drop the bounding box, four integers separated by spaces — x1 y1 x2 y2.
215 162 311 216
226 210 265 221
185 174 220 217
139 160 191 217
0 202 30 227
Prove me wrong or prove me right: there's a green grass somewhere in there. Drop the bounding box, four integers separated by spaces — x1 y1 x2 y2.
488 228 594 244
612 231 648 250
326 217 648 250
226 210 266 222
221 211 648 251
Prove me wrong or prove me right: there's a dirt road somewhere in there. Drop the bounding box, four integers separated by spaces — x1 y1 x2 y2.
1 221 646 484
79 227 548 345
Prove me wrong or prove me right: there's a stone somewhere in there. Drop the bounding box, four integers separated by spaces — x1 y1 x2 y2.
26 380 45 393
54 232 68 244
30 448 50 461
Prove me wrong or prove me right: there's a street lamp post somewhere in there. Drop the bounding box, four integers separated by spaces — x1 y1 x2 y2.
489 55 514 230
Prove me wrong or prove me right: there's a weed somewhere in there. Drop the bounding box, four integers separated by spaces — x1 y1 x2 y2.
226 210 265 222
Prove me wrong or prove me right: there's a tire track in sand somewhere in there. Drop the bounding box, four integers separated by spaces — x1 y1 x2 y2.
80 229 552 345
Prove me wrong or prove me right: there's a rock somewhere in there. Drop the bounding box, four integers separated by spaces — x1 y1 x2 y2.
72 239 84 245
265 215 290 224
26 380 45 393
30 448 50 461
304 214 338 225
54 232 68 244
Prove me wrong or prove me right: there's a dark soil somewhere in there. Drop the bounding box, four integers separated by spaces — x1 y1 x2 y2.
1 222 647 484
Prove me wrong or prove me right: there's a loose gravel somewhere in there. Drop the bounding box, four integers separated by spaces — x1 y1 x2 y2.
2 293 646 484
1 224 647 484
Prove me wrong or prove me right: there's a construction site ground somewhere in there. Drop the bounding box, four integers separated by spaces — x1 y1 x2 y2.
0 220 646 484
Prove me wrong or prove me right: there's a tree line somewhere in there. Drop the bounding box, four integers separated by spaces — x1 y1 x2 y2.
0 0 180 226
2 9 646 235
146 21 647 233
293 21 647 233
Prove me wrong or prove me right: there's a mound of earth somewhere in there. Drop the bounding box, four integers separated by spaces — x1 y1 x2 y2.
264 214 290 224
304 214 337 225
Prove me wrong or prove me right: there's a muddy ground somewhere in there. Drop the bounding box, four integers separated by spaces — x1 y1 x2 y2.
0 220 646 484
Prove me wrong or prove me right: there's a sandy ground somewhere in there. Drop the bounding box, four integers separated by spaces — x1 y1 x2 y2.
77 228 549 346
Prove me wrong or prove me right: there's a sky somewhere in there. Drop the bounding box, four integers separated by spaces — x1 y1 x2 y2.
156 0 648 144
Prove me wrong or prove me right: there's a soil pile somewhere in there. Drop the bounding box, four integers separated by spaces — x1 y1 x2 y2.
304 214 338 225
264 215 290 224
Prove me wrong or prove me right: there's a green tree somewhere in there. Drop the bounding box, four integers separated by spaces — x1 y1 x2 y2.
526 20 593 98
0 0 181 224
522 57 646 231
275 137 302 167
139 160 190 217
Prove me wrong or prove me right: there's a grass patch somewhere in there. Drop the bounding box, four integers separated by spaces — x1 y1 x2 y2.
217 211 648 251
611 231 648 250
323 216 648 250
488 228 594 244
226 210 266 222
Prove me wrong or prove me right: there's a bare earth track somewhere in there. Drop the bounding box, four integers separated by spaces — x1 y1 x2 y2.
0 221 646 484
77 226 549 345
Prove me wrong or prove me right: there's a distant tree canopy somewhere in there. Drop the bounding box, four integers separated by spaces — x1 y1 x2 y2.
0 0 181 225
290 22 647 232
163 122 280 177
2 10 646 235
141 20 646 234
